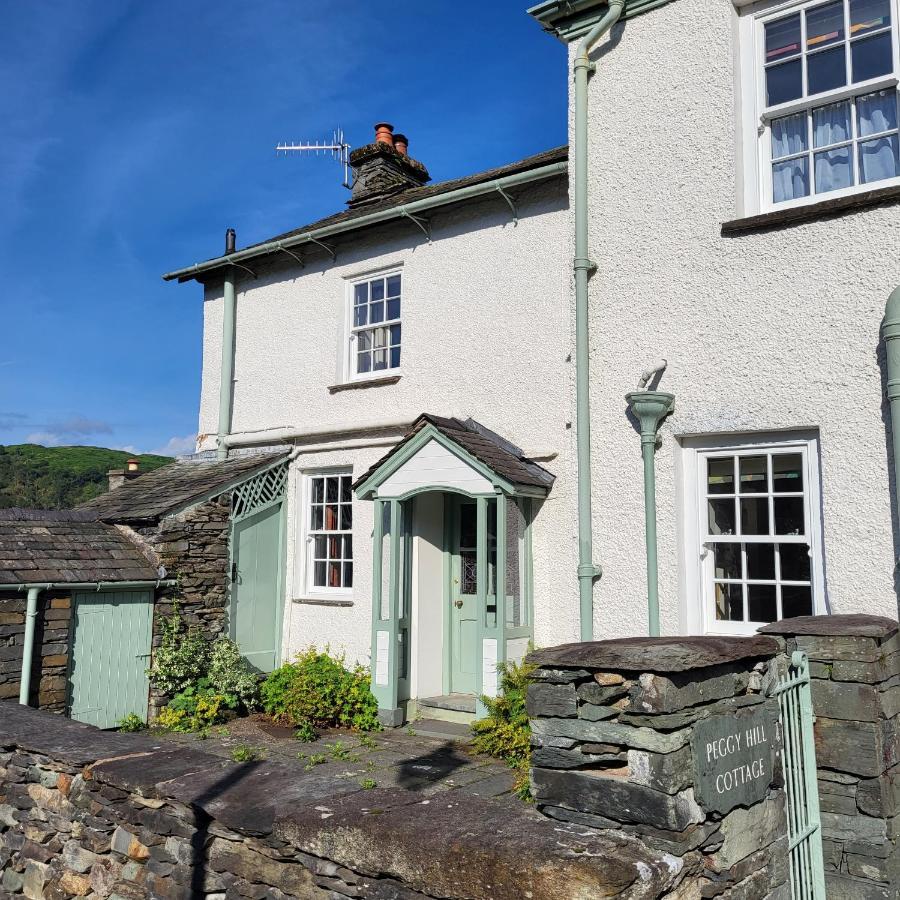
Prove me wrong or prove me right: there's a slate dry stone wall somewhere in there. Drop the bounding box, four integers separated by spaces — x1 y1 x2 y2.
760 614 899 899
0 703 693 900
0 591 72 712
527 635 790 899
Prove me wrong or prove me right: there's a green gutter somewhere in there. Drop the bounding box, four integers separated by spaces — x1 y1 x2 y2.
528 0 676 41
0 581 174 592
573 0 625 641
162 161 568 283
882 287 900 548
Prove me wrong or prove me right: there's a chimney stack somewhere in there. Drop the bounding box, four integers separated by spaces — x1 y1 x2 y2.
347 122 430 208
107 458 142 492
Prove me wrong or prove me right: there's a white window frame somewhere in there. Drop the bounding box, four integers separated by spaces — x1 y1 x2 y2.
680 432 826 636
344 267 403 383
738 0 900 214
296 468 354 600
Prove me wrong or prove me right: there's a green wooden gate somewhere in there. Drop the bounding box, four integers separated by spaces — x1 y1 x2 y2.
68 590 154 729
229 462 288 673
773 650 826 899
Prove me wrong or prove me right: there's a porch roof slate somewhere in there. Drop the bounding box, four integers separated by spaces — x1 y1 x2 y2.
353 414 555 494
0 509 160 585
78 451 289 524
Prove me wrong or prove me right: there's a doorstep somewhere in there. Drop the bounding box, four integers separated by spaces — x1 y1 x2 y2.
415 694 476 726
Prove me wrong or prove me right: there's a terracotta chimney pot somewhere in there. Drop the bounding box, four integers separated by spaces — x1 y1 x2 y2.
393 133 409 155
374 122 394 147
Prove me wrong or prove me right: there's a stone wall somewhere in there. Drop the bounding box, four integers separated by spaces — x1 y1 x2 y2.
759 615 899 899
527 635 790 898
0 591 72 712
0 703 692 900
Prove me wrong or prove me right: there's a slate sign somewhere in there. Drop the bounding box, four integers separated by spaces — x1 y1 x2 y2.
691 705 778 815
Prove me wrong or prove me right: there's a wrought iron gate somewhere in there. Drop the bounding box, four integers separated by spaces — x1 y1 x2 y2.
773 650 826 899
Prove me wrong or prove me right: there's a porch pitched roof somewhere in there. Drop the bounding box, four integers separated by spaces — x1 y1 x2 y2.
353 414 554 498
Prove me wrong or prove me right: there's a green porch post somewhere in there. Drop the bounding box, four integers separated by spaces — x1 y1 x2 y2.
495 492 507 674
475 496 488 718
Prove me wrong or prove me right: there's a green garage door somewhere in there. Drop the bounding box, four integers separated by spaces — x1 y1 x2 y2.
68 590 153 729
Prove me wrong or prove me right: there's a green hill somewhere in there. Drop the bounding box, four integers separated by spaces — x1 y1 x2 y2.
0 444 173 510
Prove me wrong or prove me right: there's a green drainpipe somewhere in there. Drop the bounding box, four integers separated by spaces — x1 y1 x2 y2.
19 586 42 705
217 261 237 461
882 286 900 541
574 0 626 641
625 386 674 637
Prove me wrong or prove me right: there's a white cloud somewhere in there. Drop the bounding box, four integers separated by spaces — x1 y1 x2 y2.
25 431 61 446
150 434 197 457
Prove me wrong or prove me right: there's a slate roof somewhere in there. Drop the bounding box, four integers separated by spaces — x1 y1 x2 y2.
0 509 160 585
168 146 568 282
354 414 555 493
79 452 289 524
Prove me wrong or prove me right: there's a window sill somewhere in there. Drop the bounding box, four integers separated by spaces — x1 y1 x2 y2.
328 374 402 394
722 183 900 236
292 596 354 607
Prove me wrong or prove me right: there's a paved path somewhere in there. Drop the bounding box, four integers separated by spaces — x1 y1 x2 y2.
157 715 522 805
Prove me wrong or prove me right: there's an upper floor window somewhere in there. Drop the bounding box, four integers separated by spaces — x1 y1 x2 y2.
350 272 401 378
748 0 900 210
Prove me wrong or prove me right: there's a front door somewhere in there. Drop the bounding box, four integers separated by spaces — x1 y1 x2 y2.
450 501 479 694
231 502 283 673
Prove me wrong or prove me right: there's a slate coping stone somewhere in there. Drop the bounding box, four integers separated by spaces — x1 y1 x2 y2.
759 614 898 640
528 635 779 674
273 786 684 900
90 748 230 797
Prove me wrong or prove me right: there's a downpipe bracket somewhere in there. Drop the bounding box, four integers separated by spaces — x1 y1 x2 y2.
578 563 603 580
574 257 597 273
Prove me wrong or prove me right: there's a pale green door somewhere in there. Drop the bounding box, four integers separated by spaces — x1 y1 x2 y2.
68 590 153 729
450 502 479 694
231 502 283 673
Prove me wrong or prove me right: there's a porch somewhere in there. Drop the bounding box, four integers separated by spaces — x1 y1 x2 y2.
353 414 553 726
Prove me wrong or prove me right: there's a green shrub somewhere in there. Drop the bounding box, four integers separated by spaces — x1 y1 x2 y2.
471 658 535 800
294 720 317 742
230 746 262 762
208 636 259 709
260 647 380 732
148 608 210 696
154 679 234 733
117 713 146 733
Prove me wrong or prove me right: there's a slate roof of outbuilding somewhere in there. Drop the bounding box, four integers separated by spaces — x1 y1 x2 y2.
353 414 554 493
79 451 289 524
0 509 160 585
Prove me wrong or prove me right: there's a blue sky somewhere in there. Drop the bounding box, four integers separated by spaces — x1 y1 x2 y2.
0 1 566 456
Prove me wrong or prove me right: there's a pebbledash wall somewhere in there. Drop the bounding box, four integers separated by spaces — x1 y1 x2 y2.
195 178 584 664
575 0 900 637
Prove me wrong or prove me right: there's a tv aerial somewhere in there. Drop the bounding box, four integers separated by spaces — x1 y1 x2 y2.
276 128 352 190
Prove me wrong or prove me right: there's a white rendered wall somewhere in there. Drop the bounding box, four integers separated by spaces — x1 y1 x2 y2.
195 180 583 665
411 492 444 700
575 0 900 636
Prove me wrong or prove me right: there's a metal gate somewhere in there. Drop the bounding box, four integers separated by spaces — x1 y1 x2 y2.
773 650 826 900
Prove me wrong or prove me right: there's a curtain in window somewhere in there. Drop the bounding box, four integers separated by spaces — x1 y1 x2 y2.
858 91 900 183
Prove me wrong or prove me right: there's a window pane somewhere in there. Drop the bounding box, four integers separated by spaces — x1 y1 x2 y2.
390 346 401 368
340 476 351 502
852 31 893 82
714 543 740 579
311 505 323 530
354 283 368 304
772 113 808 158
354 306 368 327
357 331 371 351
357 351 372 373
747 543 776 580
767 58 803 105
709 499 736 535
773 156 810 203
780 543 812 581
772 453 804 492
326 477 338 502
325 504 338 530
766 14 802 61
715 583 744 621
815 144 854 192
314 535 327 558
343 562 353 588
748 584 777 621
328 535 340 558
390 323 401 345
813 101 851 146
373 326 388 348
782 585 813 617
859 90 898 136
340 503 352 530
741 498 770 535
373 349 388 370
386 274 401 297
370 301 384 324
314 560 326 587
328 561 341 588
774 497 805 534
387 297 401 320
312 478 324 503
859 133 900 182
850 0 891 36
808 45 848 95
343 535 353 560
806 1 845 51
371 279 385 302
707 457 735 494
739 456 768 493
